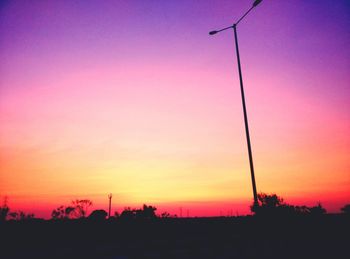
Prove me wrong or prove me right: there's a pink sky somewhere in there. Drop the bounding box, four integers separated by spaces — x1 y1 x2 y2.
1 0 349 218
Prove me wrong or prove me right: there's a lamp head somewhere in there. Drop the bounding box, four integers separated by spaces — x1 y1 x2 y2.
253 0 262 7
209 30 218 35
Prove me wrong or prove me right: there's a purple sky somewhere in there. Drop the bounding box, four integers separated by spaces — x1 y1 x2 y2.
1 1 349 217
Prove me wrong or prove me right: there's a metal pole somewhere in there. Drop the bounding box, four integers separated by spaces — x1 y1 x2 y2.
108 193 112 218
233 24 258 206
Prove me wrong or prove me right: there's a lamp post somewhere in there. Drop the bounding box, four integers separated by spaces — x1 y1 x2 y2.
209 0 263 207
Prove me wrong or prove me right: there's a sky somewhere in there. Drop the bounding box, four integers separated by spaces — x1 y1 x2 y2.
0 0 349 218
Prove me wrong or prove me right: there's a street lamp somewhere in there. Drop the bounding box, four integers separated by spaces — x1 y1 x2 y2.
209 0 263 207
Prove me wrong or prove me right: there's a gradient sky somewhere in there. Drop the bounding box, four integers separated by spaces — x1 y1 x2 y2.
1 0 349 218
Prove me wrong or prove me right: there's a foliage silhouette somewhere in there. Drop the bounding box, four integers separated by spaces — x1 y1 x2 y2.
72 199 93 218
8 211 35 220
0 197 9 221
119 204 157 221
88 209 107 221
1 195 349 259
120 207 136 220
251 193 290 216
309 203 326 215
160 212 171 218
1 212 348 259
294 205 310 214
51 199 92 219
340 204 350 214
136 204 157 219
251 193 327 217
1 197 36 221
51 205 75 219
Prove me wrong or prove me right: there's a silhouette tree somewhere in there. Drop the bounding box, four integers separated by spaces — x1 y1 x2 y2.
135 205 157 219
51 206 63 219
120 207 135 220
258 193 284 207
8 212 18 220
119 205 158 220
309 203 326 215
65 206 75 217
250 193 311 216
294 205 310 215
0 197 9 221
251 193 287 215
252 193 328 217
51 205 75 219
114 211 120 218
340 204 350 215
160 212 171 218
0 197 35 221
9 211 34 220
89 210 107 221
71 199 92 218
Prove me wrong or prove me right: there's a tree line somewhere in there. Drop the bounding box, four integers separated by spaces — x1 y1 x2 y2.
1 193 350 222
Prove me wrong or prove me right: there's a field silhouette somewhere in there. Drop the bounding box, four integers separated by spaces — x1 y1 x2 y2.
1 194 349 259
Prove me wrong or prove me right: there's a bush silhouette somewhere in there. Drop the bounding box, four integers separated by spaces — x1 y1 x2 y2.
340 204 350 214
309 203 326 215
0 205 9 221
8 211 35 221
120 205 157 220
136 205 157 219
120 207 135 220
251 193 327 217
0 197 35 221
251 193 289 216
0 197 9 221
161 212 171 218
89 210 107 221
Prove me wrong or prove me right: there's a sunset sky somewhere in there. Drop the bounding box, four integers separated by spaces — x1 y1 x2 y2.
1 0 349 218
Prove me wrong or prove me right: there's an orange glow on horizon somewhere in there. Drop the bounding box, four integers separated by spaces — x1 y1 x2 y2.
1 1 349 219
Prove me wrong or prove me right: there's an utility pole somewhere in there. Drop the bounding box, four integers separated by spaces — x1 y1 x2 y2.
108 193 112 218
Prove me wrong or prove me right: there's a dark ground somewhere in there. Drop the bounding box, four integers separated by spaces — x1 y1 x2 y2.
1 214 349 259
